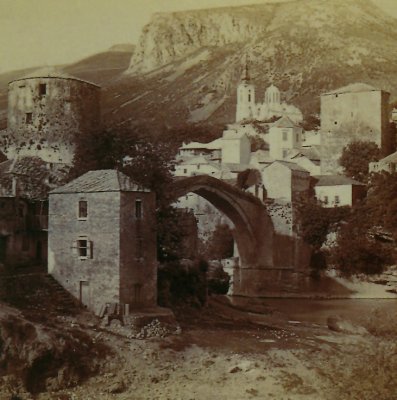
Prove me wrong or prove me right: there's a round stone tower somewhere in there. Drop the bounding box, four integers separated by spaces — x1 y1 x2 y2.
5 68 100 164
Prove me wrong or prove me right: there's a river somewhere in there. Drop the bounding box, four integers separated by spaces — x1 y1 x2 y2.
262 298 397 326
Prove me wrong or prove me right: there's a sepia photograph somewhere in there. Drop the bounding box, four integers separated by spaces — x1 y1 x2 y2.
0 0 397 398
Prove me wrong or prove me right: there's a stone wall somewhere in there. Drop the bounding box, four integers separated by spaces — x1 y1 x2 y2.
5 77 100 163
48 191 121 313
119 191 157 309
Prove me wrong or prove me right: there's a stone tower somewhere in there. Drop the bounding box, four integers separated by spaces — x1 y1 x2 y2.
236 61 255 122
5 68 101 164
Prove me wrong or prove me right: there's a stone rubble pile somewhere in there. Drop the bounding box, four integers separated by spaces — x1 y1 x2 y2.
103 317 181 340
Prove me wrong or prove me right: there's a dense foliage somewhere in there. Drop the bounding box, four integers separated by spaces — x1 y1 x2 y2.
157 259 208 307
339 140 381 182
70 126 185 261
202 224 234 261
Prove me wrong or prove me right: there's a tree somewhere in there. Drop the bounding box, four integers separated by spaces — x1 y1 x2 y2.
70 126 185 262
339 140 381 182
204 224 234 260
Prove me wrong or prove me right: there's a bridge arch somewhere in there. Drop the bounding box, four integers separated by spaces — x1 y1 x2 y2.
171 175 275 269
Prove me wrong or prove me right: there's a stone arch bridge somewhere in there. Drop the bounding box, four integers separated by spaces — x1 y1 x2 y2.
172 175 311 297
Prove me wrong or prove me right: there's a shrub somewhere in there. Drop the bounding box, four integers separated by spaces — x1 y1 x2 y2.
157 260 208 308
330 229 393 276
207 264 230 295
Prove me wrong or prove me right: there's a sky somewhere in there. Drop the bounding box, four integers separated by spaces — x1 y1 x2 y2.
1 0 397 74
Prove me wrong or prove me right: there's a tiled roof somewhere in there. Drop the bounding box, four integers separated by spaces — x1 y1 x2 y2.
268 160 309 173
50 169 149 194
378 151 397 164
313 175 365 186
180 138 222 150
9 67 100 87
272 116 298 129
222 130 247 140
323 83 380 96
0 156 70 200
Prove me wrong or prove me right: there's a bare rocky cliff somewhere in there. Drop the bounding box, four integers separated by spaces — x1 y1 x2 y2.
2 0 397 134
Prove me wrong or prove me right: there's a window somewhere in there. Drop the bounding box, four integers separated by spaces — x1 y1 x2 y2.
282 149 288 158
335 195 340 205
135 199 142 219
25 113 33 124
282 129 288 141
248 94 251 102
183 168 187 174
296 133 299 142
73 237 93 259
197 164 200 170
324 196 329 205
78 200 88 219
334 121 338 125
39 83 46 96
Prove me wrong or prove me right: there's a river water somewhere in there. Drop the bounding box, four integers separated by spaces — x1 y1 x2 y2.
262 298 397 326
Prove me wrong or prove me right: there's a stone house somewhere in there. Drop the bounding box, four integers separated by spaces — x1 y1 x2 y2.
48 170 157 313
313 175 366 207
0 156 68 266
320 83 393 174
268 116 303 160
262 161 311 203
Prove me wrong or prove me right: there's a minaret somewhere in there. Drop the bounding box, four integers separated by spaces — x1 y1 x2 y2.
236 56 255 122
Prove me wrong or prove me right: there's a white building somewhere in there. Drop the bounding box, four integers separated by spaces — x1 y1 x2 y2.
262 161 310 202
369 151 397 174
268 116 303 160
235 65 303 124
314 175 366 208
174 156 226 178
285 148 321 176
221 129 251 165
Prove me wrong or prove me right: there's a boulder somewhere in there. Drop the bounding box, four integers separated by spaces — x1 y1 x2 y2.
327 315 368 335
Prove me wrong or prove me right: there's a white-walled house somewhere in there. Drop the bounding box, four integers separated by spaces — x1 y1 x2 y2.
221 129 251 165
285 148 321 175
174 156 224 178
268 116 303 160
369 151 397 174
262 161 310 202
314 175 366 207
177 139 222 162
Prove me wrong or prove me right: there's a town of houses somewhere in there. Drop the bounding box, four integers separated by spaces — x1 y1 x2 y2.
0 64 397 308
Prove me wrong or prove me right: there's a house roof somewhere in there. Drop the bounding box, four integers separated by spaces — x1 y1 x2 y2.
222 130 247 140
313 175 365 186
180 138 222 150
288 147 321 162
323 83 382 96
269 160 310 173
272 115 298 129
377 150 397 164
9 67 100 88
50 170 149 194
0 156 70 200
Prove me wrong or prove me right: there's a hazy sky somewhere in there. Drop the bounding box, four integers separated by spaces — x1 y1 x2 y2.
1 0 396 74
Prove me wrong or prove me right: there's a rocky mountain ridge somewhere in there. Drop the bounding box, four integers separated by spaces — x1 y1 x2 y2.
1 0 397 134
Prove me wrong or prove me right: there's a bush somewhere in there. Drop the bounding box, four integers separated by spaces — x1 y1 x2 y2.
207 264 230 295
157 260 208 308
330 230 393 276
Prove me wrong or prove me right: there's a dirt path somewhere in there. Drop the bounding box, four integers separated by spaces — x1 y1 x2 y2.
2 298 395 400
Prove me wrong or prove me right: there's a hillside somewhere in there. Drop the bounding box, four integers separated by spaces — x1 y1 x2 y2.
1 0 397 136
